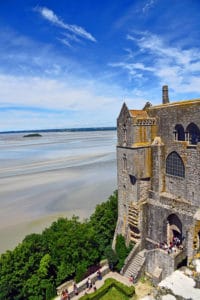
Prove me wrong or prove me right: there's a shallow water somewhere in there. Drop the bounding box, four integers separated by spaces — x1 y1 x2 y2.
0 130 117 253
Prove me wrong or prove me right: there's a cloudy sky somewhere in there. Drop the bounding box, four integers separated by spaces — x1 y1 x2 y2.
0 0 200 131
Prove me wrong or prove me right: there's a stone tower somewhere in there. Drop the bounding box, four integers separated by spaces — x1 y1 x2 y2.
115 86 200 281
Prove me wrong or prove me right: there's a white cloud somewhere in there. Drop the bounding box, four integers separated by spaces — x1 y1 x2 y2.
35 6 96 43
110 62 155 74
0 71 149 131
0 73 116 117
142 0 157 13
111 31 200 97
133 32 199 67
64 33 82 43
57 38 72 48
0 74 110 110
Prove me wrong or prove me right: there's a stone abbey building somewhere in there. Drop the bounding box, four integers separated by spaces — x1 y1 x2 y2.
115 86 200 281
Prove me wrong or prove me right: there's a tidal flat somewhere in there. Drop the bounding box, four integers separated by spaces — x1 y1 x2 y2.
0 130 117 253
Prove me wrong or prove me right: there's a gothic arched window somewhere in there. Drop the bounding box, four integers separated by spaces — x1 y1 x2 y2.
175 124 185 141
186 122 200 145
166 151 185 178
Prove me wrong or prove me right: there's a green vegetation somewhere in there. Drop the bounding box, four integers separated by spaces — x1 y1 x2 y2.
23 133 42 137
79 278 135 300
104 246 118 270
0 191 118 300
115 235 133 271
100 287 129 300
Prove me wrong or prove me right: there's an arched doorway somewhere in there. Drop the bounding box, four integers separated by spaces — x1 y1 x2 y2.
167 214 182 245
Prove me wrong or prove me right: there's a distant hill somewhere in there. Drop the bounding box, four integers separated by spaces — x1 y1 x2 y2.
23 133 42 138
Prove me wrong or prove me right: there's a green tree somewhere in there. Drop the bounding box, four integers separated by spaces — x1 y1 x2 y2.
115 234 132 271
104 245 118 270
0 191 118 299
38 254 51 278
90 190 118 255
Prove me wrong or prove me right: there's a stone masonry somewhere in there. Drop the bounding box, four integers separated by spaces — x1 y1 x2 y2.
115 86 200 281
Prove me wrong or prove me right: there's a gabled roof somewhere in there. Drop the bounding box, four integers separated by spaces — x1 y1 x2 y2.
117 102 130 120
117 103 150 121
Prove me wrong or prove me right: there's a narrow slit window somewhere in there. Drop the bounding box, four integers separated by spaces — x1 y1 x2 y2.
123 154 127 170
123 124 127 144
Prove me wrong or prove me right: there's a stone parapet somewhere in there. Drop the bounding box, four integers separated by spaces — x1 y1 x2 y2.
56 265 110 297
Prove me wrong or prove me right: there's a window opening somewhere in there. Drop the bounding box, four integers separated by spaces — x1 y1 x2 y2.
129 175 136 185
123 153 127 170
123 123 127 144
186 123 200 145
166 151 185 178
174 124 185 141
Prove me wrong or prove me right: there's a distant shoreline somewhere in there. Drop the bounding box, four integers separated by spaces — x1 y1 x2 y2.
0 127 116 134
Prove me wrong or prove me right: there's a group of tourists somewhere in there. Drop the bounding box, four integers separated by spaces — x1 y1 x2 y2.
84 269 102 295
157 236 183 254
60 269 102 299
85 277 96 293
60 289 70 300
60 282 78 300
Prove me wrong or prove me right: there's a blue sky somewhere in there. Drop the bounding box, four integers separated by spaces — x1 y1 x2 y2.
0 0 200 131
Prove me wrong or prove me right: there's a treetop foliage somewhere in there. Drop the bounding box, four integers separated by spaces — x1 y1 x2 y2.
0 191 118 300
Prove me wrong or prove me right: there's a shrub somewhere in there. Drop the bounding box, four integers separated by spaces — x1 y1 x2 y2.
115 235 132 271
75 261 88 283
104 246 118 270
79 278 135 300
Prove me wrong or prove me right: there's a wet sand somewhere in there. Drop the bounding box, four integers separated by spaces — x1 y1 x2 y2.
0 131 116 253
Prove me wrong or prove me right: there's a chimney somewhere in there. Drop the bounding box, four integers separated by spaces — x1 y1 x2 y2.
162 85 169 104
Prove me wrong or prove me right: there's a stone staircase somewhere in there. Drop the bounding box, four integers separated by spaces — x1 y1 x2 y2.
123 249 146 280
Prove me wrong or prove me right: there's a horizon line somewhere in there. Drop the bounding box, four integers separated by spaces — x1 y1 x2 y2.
0 126 117 134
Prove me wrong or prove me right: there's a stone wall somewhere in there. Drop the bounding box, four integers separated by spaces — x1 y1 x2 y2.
143 200 194 259
116 97 200 280
147 100 200 145
117 145 151 239
145 248 188 283
161 141 200 206
147 101 200 207
145 249 174 280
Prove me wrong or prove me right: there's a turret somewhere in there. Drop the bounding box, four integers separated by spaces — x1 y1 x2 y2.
162 85 169 104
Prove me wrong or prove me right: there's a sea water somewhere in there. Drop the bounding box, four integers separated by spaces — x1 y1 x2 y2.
0 130 117 253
